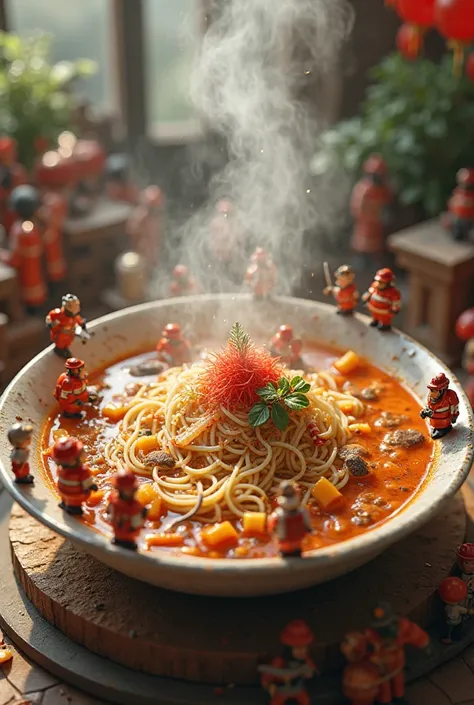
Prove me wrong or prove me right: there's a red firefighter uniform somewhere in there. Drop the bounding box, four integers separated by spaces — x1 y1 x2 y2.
46 293 86 357
420 373 459 439
324 264 359 314
457 543 474 609
54 358 92 417
259 621 316 705
0 137 27 235
362 268 401 330
210 200 235 262
52 437 96 515
444 168 474 241
341 632 381 705
156 323 191 366
267 481 312 557
126 186 163 272
41 191 67 282
350 154 392 255
245 247 277 298
3 218 47 307
270 325 303 366
106 470 146 550
7 422 34 484
169 264 200 297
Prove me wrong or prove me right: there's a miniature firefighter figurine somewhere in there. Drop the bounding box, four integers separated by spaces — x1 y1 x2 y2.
438 577 473 644
267 481 312 557
40 191 68 284
350 154 393 260
457 543 474 609
341 632 381 705
51 436 97 515
270 325 303 367
259 620 316 705
0 137 27 235
156 323 192 367
169 264 200 297
0 185 47 313
323 263 359 315
456 308 474 408
442 168 474 241
126 185 163 275
420 373 459 440
46 293 90 358
245 247 277 299
106 470 147 550
7 422 34 485
362 268 401 331
54 357 98 418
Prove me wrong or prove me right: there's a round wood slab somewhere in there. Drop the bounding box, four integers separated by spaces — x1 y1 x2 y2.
9 494 468 687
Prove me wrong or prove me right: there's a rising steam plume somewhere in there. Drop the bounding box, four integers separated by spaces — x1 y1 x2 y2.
167 0 354 296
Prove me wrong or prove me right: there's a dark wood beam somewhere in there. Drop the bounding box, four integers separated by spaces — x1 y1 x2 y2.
0 0 8 32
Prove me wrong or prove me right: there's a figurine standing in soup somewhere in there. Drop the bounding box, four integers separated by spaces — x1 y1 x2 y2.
259 620 316 705
420 373 459 440
46 293 90 358
7 422 34 484
156 323 192 366
457 543 474 608
442 168 474 241
245 247 277 299
350 154 393 260
52 437 97 515
323 263 359 315
268 481 312 557
169 264 199 297
106 470 147 550
270 325 303 367
362 268 401 331
438 577 472 644
54 357 98 417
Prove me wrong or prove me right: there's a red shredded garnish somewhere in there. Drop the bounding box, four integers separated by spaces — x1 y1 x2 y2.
200 323 282 411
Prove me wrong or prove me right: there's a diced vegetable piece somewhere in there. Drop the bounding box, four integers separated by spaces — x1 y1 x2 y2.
86 490 105 507
181 546 201 556
242 512 268 536
200 521 239 550
147 496 164 521
145 533 184 547
0 645 13 664
102 403 129 423
348 422 372 435
136 483 159 506
333 351 361 375
338 400 355 414
235 545 250 557
174 413 215 448
135 434 159 454
311 477 344 511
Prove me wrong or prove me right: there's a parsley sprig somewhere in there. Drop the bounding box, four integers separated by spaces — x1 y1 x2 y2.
249 376 311 431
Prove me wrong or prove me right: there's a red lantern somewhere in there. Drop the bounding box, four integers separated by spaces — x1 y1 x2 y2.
435 0 474 75
396 23 424 59
466 53 474 81
398 0 435 26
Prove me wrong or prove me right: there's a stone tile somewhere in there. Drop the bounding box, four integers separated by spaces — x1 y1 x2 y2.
406 677 452 705
430 658 474 704
0 672 18 705
3 647 58 694
42 685 108 705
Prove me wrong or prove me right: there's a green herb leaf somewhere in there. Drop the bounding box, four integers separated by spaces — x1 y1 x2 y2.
248 402 270 427
284 393 310 410
278 377 291 396
291 377 311 393
257 383 278 402
229 322 250 354
271 402 290 430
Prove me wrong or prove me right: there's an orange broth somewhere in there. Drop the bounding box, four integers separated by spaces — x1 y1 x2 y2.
42 342 433 558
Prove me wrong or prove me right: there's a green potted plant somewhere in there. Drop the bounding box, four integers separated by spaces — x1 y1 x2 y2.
312 53 474 218
0 31 96 168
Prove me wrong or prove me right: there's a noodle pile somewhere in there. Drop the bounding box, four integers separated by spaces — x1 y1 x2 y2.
104 362 364 523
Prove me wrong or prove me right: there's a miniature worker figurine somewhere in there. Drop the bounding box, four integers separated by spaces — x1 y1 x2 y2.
245 247 277 299
40 191 68 284
341 632 381 705
169 264 200 297
54 357 98 418
7 422 34 485
0 185 47 313
46 293 90 358
420 373 459 440
126 185 163 275
267 481 312 558
0 137 27 235
438 577 473 644
442 168 474 241
259 620 316 705
105 153 139 204
457 543 474 609
456 308 474 408
52 436 97 515
270 325 303 367
106 470 147 550
156 323 192 367
350 154 393 260
362 268 401 331
323 264 359 315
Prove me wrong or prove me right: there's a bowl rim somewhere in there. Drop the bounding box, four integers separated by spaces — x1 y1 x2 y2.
1 293 473 578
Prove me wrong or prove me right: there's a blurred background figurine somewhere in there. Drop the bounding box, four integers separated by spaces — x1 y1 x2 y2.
457 542 474 610
126 185 164 276
105 153 139 204
267 481 312 558
0 137 27 236
106 470 147 550
244 246 277 299
156 323 191 367
40 191 68 286
270 325 303 367
350 154 393 265
52 436 97 515
441 168 474 242
438 577 472 645
456 308 474 408
323 263 359 315
362 268 401 331
169 264 199 297
7 422 34 485
341 631 381 705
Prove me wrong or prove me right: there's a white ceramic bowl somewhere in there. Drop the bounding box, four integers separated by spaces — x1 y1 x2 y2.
0 295 473 596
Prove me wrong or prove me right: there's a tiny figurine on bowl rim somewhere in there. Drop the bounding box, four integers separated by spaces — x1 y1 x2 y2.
52 436 97 515
54 357 98 418
244 246 277 300
169 264 200 297
420 373 459 440
362 268 401 331
156 323 192 367
270 325 303 367
259 620 317 705
106 470 147 551
457 542 474 608
456 307 474 408
438 577 473 645
441 168 474 242
323 262 359 315
46 293 91 359
7 422 34 485
267 481 312 558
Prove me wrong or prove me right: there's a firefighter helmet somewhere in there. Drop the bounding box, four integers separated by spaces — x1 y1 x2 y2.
456 168 474 187
438 576 468 603
65 357 85 371
456 542 474 562
8 422 33 446
364 154 387 176
62 293 80 309
163 323 181 339
280 620 314 647
335 264 354 277
112 470 138 491
427 373 450 391
52 437 83 464
374 268 394 283
278 325 294 342
9 185 41 220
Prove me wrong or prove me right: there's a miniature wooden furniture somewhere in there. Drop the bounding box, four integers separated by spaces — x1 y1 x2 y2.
388 219 474 364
